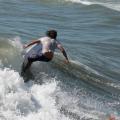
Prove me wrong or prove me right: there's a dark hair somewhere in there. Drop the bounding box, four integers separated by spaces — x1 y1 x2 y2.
46 30 57 39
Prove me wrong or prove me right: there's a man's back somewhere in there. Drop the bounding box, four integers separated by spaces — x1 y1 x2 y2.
39 36 60 54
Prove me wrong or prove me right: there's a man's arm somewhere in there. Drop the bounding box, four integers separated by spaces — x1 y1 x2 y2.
24 40 40 48
57 44 69 63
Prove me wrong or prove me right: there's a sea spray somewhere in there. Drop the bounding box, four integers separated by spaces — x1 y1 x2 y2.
0 68 69 120
8 36 24 53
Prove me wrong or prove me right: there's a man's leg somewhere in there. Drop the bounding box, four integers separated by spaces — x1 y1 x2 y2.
21 57 32 75
22 61 32 72
21 51 40 74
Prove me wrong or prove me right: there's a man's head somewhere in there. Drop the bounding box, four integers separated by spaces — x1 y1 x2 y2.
46 30 57 39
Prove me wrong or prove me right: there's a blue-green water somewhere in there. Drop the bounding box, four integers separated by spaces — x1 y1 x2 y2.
0 0 120 119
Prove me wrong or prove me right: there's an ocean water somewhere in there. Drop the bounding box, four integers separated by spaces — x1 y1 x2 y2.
0 0 120 119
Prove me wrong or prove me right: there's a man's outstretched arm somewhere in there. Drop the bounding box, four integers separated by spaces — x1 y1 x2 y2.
24 40 40 48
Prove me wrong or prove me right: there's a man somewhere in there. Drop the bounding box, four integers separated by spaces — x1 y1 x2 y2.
21 30 69 74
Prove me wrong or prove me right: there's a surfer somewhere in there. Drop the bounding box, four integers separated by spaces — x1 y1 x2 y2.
21 30 69 75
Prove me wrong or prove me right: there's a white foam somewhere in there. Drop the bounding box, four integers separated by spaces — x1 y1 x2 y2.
0 68 69 120
65 0 94 5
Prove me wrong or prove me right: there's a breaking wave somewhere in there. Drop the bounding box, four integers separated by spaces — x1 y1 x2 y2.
66 0 120 12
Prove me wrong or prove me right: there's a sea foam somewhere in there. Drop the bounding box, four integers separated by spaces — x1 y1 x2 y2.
0 68 68 120
65 0 93 5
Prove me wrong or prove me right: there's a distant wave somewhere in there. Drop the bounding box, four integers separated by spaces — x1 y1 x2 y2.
65 0 93 5
65 0 120 12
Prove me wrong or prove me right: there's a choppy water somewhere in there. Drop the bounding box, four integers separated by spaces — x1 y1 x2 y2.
0 0 120 119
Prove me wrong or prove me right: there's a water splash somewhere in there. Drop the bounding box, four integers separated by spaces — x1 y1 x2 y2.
0 68 69 120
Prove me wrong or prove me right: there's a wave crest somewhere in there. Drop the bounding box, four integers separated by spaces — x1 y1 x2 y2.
66 0 120 12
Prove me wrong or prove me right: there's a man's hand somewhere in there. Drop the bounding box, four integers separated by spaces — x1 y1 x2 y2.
23 45 27 49
64 59 70 64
